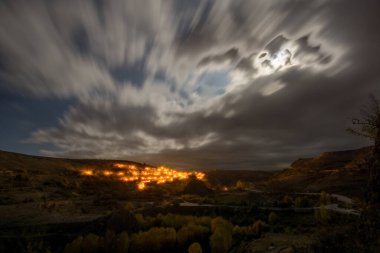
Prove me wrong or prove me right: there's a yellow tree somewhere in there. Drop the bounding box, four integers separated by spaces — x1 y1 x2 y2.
116 232 129 253
188 242 202 253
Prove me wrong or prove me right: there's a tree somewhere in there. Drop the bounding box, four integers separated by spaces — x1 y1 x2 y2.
282 195 293 207
211 217 233 234
209 230 228 253
251 219 265 236
348 94 380 250
183 176 212 195
209 217 233 253
294 197 302 208
236 180 246 190
294 197 311 208
116 232 129 253
82 234 99 253
107 209 139 233
347 94 380 202
268 212 278 225
188 242 202 253
177 223 209 248
347 95 380 142
319 191 330 205
314 205 330 225
99 230 116 253
129 227 176 253
64 236 83 253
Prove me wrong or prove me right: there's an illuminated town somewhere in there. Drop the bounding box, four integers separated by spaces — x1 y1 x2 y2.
81 163 205 190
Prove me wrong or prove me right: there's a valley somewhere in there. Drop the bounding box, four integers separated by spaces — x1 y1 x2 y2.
0 147 371 252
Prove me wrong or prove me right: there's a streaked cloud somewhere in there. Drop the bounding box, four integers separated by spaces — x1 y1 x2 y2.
1 0 379 170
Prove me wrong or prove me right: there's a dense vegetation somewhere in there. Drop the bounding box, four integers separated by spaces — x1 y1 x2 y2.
8 186 350 253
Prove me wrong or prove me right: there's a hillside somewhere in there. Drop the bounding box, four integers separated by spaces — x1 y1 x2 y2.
0 150 274 190
0 149 144 178
263 147 372 196
0 147 372 197
0 148 373 252
0 149 151 198
204 169 274 187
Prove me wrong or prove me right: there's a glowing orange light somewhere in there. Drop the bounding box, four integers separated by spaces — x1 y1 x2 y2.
81 169 94 176
80 164 205 187
114 163 127 169
121 177 129 182
195 172 205 180
137 182 145 190
103 170 113 176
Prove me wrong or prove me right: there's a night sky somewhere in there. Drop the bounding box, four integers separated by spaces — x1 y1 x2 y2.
0 0 379 170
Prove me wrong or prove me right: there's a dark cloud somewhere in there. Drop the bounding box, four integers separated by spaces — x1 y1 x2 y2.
265 35 289 55
0 0 380 170
197 48 239 68
235 55 256 73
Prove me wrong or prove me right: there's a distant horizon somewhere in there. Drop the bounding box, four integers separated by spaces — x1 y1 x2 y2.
0 144 371 172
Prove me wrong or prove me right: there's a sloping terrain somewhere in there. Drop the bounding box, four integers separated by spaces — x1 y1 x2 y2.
0 147 372 198
0 149 143 187
205 170 274 186
0 150 274 193
0 148 372 252
263 147 372 196
0 150 145 228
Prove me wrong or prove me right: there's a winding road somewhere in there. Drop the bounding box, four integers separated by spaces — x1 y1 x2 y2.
179 189 361 216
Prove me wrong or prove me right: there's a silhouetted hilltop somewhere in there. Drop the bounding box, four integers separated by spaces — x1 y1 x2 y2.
264 147 372 196
182 176 213 195
205 170 274 186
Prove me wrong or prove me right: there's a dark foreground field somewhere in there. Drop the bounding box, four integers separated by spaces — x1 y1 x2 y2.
0 148 376 253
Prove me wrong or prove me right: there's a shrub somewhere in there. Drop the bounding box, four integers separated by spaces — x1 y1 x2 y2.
116 232 129 253
177 223 209 248
64 236 83 253
107 209 138 233
99 230 116 252
251 219 265 235
64 234 101 253
82 234 99 253
233 219 267 237
129 227 176 253
233 225 243 236
188 242 202 253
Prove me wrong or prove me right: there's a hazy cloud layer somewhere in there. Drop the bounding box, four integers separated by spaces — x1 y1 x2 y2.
1 0 380 170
